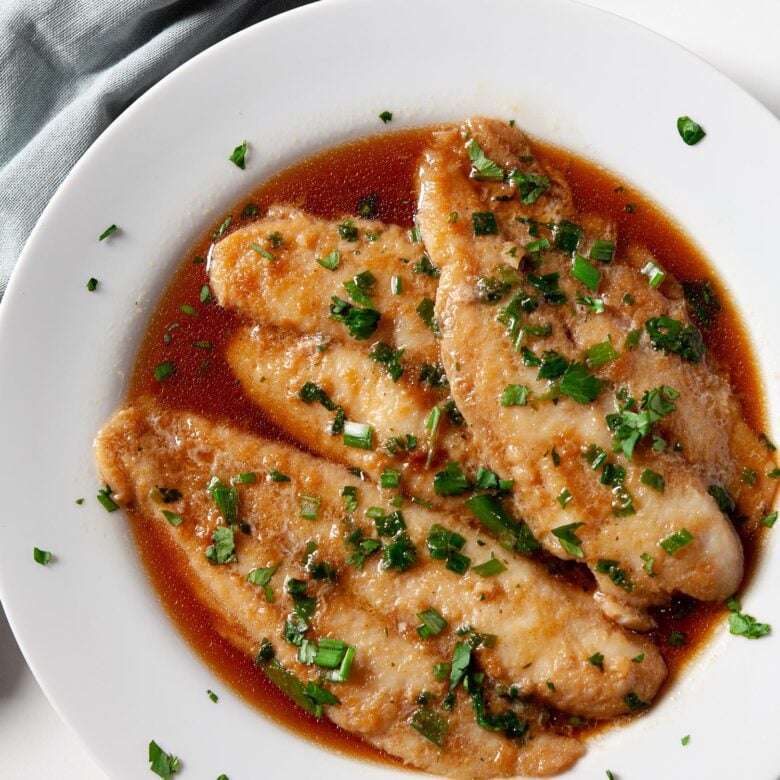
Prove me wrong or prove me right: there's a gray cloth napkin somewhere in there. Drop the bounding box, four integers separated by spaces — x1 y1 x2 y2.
0 0 314 302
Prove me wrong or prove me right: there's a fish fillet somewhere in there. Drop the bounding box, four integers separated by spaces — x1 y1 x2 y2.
95 397 667 777
417 118 775 628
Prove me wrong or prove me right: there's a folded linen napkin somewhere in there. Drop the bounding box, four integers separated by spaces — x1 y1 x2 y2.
0 0 313 301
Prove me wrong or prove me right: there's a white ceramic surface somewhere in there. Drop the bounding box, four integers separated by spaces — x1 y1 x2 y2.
0 0 778 778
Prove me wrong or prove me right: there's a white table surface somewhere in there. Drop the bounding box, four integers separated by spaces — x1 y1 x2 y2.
2 1 778 777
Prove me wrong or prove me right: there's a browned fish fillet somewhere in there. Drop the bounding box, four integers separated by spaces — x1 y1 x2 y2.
226 324 476 500
95 397 667 777
209 205 440 368
417 117 776 629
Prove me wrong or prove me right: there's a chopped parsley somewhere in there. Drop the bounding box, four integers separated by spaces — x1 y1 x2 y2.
368 341 405 381
329 296 381 340
472 211 499 236
433 462 471 497
413 254 440 278
510 168 549 204
607 385 679 460
33 547 52 565
316 250 340 270
212 215 232 240
356 193 379 218
409 707 448 747
587 652 604 671
86 277 98 292
205 525 237 564
726 595 771 639
708 484 735 515
659 528 694 555
623 692 648 712
247 562 281 602
553 220 583 253
206 476 238 525
338 219 359 241
560 361 602 404
416 297 440 336
148 740 180 779
682 279 721 327
228 139 248 169
645 316 705 363
345 529 382 569
677 116 706 145
427 523 470 574
467 139 504 181
419 362 449 388
379 110 393 123
500 384 530 406
761 511 778 528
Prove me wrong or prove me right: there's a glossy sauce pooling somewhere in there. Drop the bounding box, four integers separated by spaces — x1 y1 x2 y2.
128 127 769 756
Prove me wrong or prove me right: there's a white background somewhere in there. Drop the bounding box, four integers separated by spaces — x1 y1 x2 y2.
1 0 777 776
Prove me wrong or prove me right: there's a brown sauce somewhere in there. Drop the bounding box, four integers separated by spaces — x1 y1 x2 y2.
127 126 771 761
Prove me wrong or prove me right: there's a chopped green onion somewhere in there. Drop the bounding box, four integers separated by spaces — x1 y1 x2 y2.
668 630 686 647
206 476 238 525
557 488 573 508
572 254 601 291
98 224 118 241
199 284 212 303
708 484 735 514
391 275 402 295
465 495 540 555
343 420 374 450
268 468 290 482
229 139 248 169
86 277 98 292
377 469 401 490
417 608 448 638
659 528 694 555
641 469 665 493
589 240 615 263
623 692 648 712
511 168 550 204
641 259 666 288
154 361 176 382
379 110 393 123
250 242 275 261
681 735 691 746
424 405 442 468
677 116 706 145
212 216 232 240
640 552 657 577
97 485 119 512
471 557 506 576
207 690 218 703
241 202 258 217
576 294 605 313
161 510 184 527
761 511 778 528
585 340 619 368
299 494 321 520
551 522 585 557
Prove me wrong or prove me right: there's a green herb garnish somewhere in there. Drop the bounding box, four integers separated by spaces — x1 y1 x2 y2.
677 116 706 145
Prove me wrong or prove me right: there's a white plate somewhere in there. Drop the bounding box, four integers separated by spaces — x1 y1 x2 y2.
0 0 778 777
